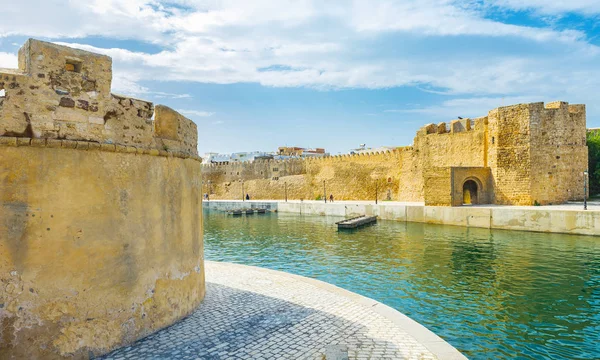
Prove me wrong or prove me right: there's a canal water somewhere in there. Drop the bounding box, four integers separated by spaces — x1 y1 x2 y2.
203 210 600 359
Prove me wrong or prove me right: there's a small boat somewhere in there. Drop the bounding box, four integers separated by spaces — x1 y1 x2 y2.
336 215 377 229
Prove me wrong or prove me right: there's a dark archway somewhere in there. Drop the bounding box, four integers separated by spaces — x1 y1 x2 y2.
463 180 478 205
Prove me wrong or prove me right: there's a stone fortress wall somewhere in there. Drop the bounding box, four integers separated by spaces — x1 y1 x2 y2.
203 150 404 202
0 40 204 359
0 39 196 156
204 102 588 206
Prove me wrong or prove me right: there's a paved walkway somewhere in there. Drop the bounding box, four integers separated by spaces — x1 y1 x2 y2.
101 261 465 360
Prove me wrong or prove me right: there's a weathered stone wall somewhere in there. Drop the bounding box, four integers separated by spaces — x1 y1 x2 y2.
486 102 588 205
0 40 204 359
204 151 402 201
0 39 197 156
397 147 423 202
203 102 586 206
203 158 306 184
409 116 488 204
423 167 453 206
0 142 204 359
304 152 401 201
412 117 488 170
529 102 587 204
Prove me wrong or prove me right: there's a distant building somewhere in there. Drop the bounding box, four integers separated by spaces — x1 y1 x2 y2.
205 146 327 163
278 147 327 157
349 145 397 154
203 151 273 164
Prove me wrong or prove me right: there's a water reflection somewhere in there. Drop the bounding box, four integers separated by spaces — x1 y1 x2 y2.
204 210 600 359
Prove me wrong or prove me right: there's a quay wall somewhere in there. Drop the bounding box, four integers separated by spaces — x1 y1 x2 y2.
204 200 278 212
204 201 600 236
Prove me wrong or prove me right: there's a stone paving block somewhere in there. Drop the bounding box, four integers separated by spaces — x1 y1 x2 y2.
99 261 460 360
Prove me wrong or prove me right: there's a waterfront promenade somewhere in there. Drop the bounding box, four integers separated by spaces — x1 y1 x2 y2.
204 200 600 236
101 261 465 360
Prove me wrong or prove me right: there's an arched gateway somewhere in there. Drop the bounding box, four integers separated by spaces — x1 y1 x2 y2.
463 180 479 205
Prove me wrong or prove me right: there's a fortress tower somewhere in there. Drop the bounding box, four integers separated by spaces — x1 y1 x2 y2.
1 40 204 359
416 101 588 206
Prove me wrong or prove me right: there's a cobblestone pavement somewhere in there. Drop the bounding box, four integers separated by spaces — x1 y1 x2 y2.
101 261 450 360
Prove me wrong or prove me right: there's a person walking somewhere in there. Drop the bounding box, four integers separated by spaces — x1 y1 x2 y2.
246 193 250 200
329 194 334 203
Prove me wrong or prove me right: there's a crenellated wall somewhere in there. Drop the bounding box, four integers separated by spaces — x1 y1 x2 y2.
203 151 402 201
0 39 197 156
203 101 588 206
0 40 204 359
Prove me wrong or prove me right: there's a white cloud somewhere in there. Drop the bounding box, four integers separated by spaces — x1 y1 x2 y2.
0 52 18 69
386 96 545 119
0 0 598 118
347 0 586 43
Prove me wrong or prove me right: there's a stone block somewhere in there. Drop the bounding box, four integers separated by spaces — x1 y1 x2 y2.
89 116 104 125
59 97 75 108
53 108 87 123
16 138 31 146
61 140 78 149
101 143 116 152
424 123 437 134
31 138 46 147
0 137 18 146
437 122 447 133
46 139 62 148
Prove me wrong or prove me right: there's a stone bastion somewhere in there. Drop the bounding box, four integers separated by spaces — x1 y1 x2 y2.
0 39 205 358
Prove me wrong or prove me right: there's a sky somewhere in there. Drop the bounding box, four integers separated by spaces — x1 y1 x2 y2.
0 1 599 155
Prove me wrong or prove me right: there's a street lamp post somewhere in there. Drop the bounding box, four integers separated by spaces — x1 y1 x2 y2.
584 170 589 210
207 180 211 201
285 181 288 202
375 180 378 205
323 180 326 203
241 179 245 202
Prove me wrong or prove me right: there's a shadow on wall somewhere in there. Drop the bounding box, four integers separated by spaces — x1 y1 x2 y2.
99 282 424 359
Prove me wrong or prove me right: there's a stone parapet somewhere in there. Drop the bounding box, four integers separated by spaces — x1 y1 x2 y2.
0 136 202 161
0 39 198 156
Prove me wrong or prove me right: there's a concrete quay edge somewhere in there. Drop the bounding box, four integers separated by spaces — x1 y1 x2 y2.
203 200 600 236
210 261 467 360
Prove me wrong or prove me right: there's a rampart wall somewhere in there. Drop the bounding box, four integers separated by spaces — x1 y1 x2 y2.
203 102 588 206
0 39 204 359
203 150 402 201
0 39 197 156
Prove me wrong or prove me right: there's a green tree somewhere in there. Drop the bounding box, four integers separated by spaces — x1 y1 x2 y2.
587 130 600 196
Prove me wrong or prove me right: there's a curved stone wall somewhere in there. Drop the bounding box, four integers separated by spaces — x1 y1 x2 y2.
0 141 204 359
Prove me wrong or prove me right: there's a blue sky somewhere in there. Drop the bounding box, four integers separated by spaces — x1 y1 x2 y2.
1 1 599 155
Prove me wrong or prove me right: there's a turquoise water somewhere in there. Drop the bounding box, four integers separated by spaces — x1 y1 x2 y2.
203 210 600 359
